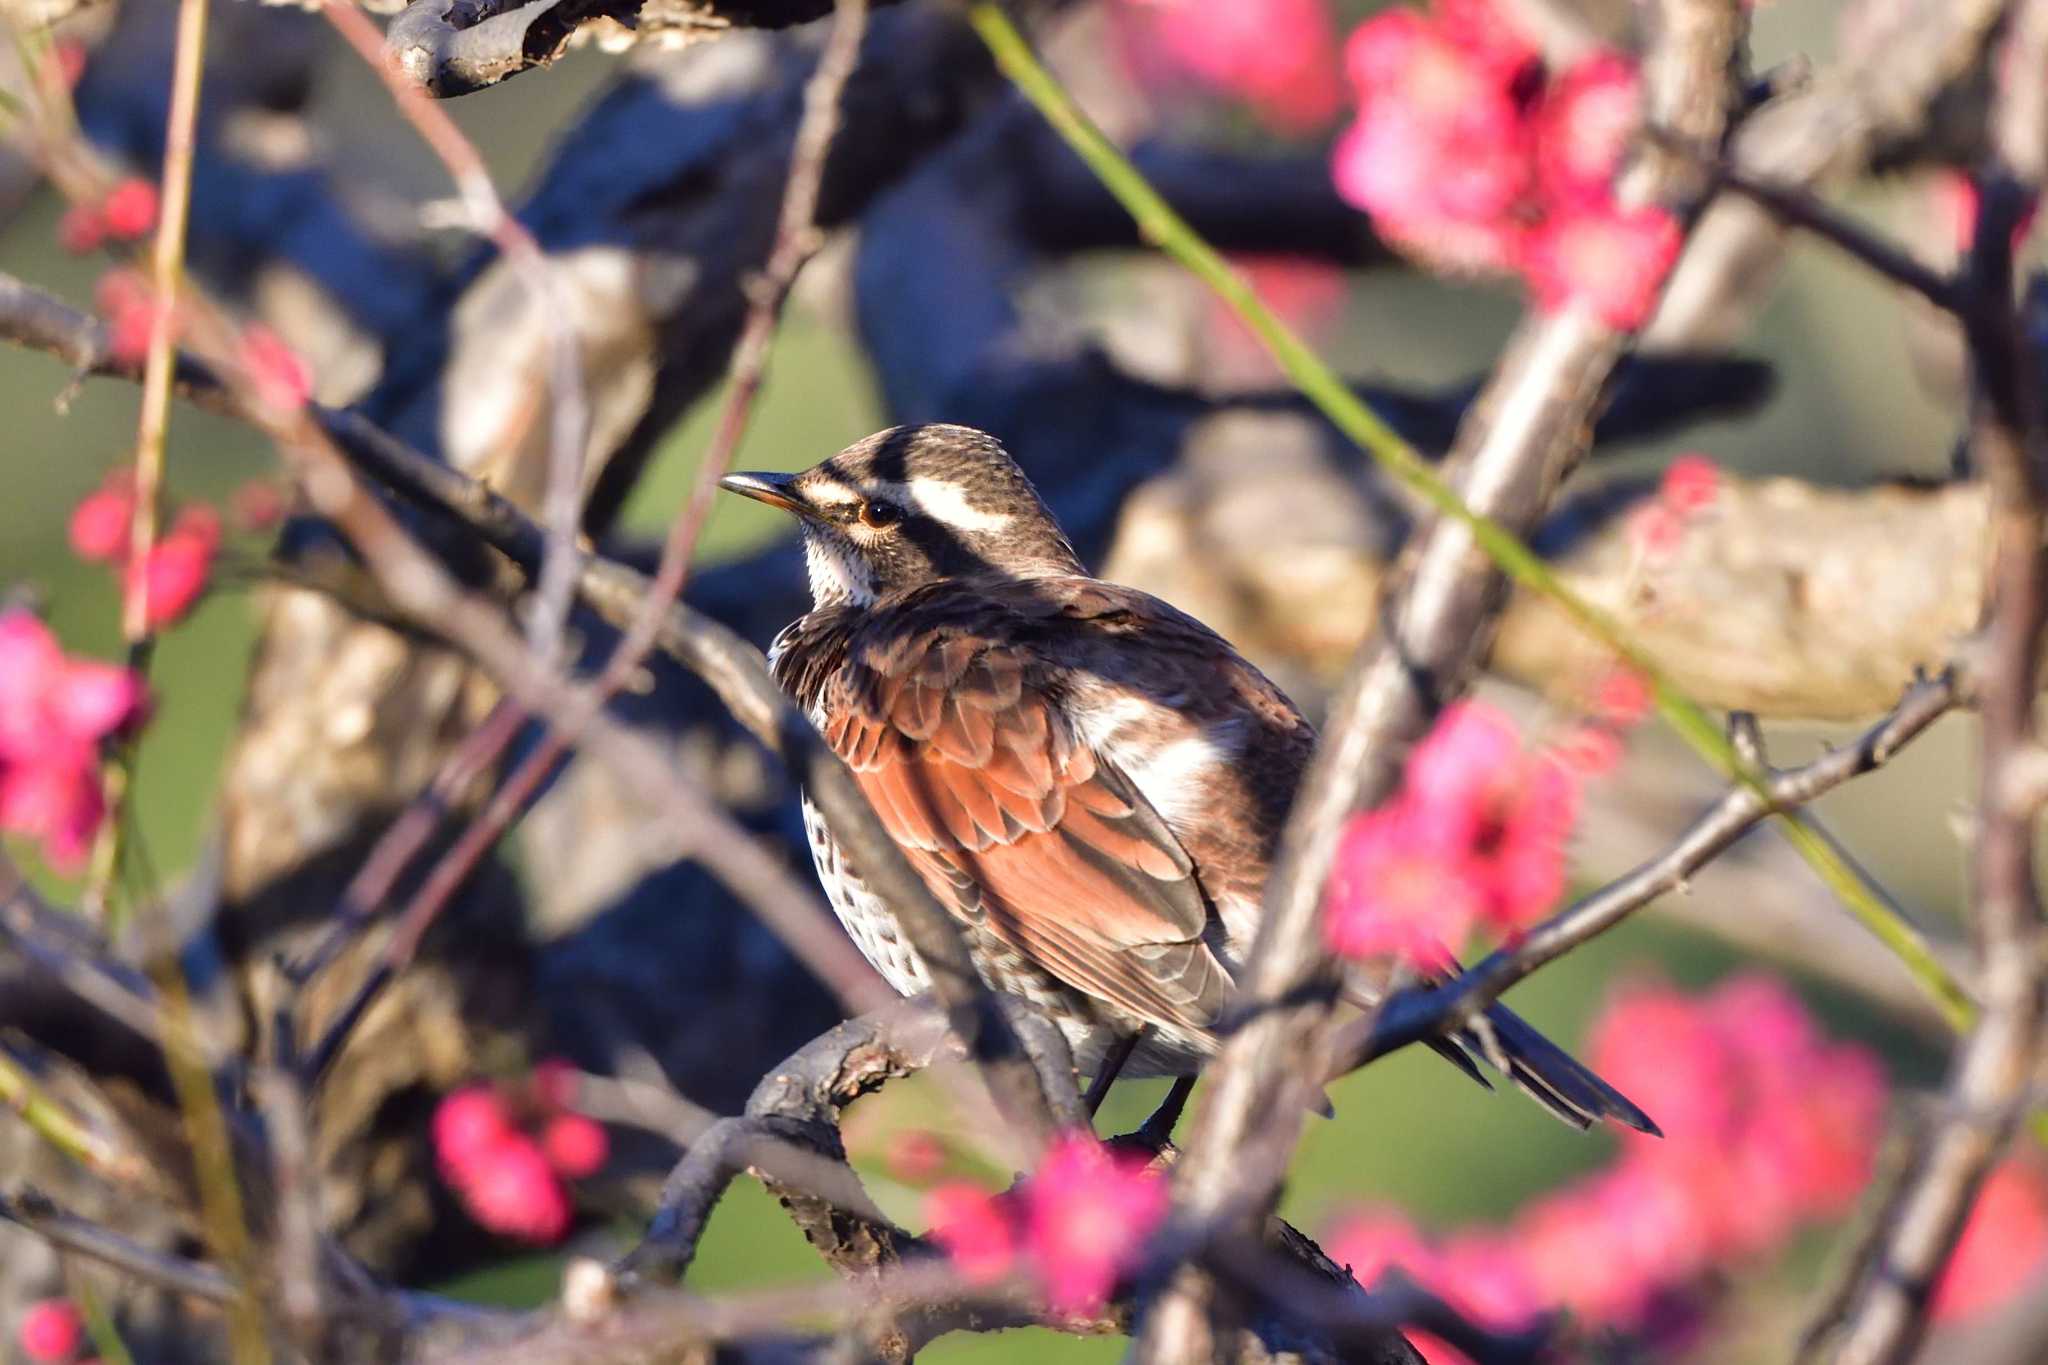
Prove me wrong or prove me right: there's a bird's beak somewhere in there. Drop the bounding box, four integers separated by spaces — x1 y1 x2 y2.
718 470 806 516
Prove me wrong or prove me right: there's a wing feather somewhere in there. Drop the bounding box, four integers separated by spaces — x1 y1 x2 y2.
823 617 1229 1036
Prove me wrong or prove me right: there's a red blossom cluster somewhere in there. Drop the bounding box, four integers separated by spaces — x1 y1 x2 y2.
92 268 173 366
89 270 312 417
1934 1160 2048 1320
0 611 146 871
1323 701 1578 971
1932 170 2042 256
431 1063 609 1246
1207 255 1350 375
229 478 289 533
1329 974 1894 1361
68 469 220 631
1112 0 1342 133
1331 0 1680 328
925 1130 1169 1317
1628 451 1721 560
236 323 313 415
56 178 159 256
15 1298 91 1364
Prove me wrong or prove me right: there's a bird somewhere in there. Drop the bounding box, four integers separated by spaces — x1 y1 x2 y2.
720 423 1654 1134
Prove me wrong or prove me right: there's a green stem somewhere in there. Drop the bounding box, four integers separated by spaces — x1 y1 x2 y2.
0 1050 140 1182
967 3 1975 1033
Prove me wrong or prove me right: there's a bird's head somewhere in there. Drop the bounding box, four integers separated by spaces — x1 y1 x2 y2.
720 424 1084 606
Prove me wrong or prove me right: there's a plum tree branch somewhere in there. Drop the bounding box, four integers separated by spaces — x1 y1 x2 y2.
1344 669 1969 1078
1819 19 2048 1358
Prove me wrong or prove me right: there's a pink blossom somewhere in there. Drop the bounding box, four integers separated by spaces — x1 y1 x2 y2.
69 472 136 563
1326 1207 1436 1290
1025 1132 1169 1317
1433 1232 1543 1331
94 269 167 365
1512 1181 1654 1326
1659 454 1721 516
1934 1162 2048 1321
1324 802 1480 970
1427 0 1540 67
926 1183 1018 1286
432 1085 514 1177
540 1114 609 1180
1626 501 1685 559
124 505 219 630
1210 256 1348 371
1534 52 1641 206
0 612 147 870
238 323 311 414
1331 973 1893 1348
230 479 287 532
1593 667 1652 727
1589 978 1743 1148
17 1299 83 1363
101 179 158 240
1935 172 2041 255
529 1057 579 1112
1328 1215 1542 1364
1131 0 1343 132
1326 1211 1464 1362
46 38 87 90
1550 724 1623 776
885 1128 950 1186
1332 6 1538 276
57 204 106 255
457 1133 571 1244
1332 110 1525 273
1405 701 1579 933
1518 200 1681 329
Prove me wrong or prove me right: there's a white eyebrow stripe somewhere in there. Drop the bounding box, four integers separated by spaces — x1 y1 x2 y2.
869 478 1013 532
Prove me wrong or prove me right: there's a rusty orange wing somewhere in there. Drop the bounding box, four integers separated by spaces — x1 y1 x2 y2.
819 622 1231 1037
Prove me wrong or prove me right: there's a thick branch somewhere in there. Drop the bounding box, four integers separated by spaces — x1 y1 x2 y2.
385 0 909 97
1135 2 1743 1357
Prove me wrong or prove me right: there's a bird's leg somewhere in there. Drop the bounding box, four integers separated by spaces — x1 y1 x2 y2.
1082 1030 1143 1117
1136 1076 1196 1149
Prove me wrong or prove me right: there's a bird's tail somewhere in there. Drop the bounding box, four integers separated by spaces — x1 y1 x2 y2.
1433 1000 1660 1135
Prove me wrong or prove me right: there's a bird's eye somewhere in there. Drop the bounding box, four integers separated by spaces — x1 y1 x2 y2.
857 500 900 529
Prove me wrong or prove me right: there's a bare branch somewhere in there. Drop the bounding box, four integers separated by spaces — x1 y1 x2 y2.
0 1188 235 1305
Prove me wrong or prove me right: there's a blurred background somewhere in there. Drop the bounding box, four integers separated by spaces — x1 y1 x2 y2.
0 0 2017 1360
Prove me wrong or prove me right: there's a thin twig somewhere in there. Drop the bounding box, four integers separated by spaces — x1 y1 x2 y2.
0 1188 236 1305
80 0 211 921
1346 670 1967 1073
0 1046 144 1184
282 696 528 991
1714 165 1959 311
323 0 589 667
